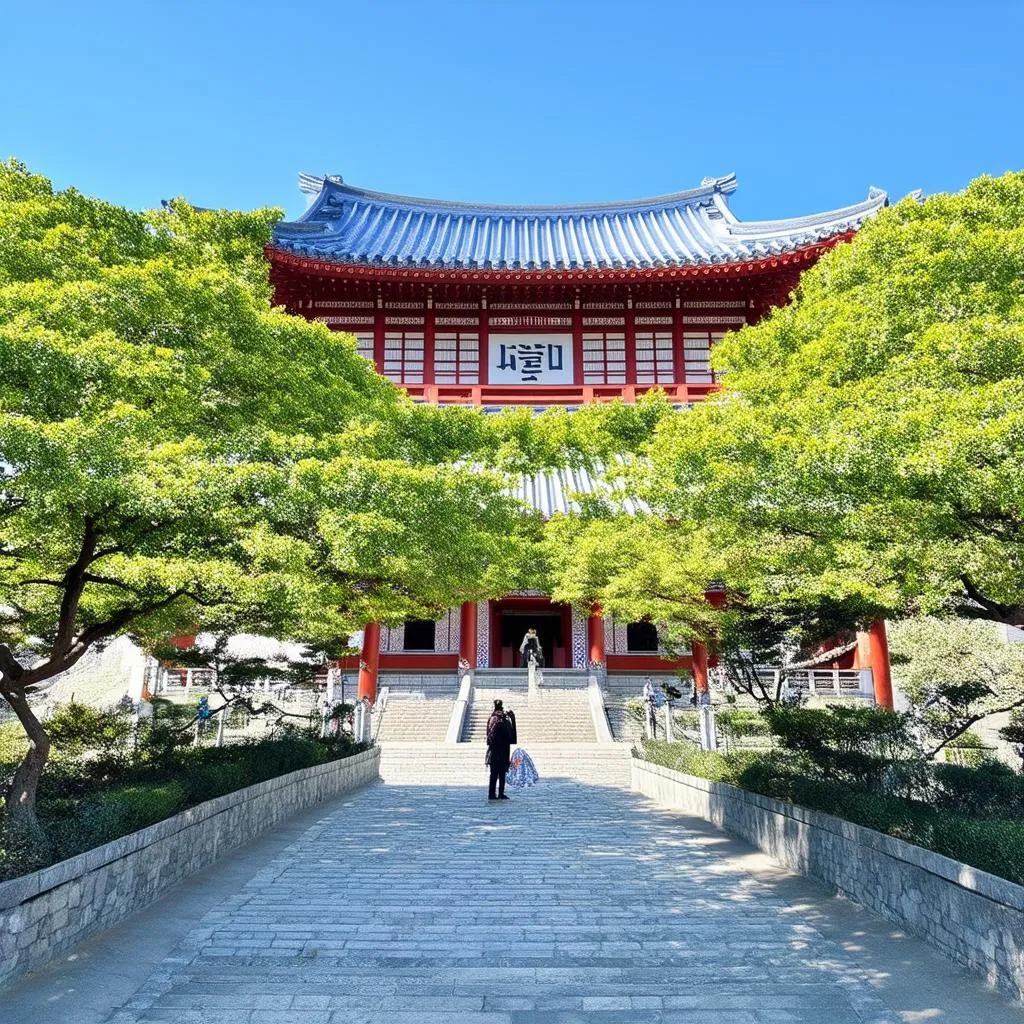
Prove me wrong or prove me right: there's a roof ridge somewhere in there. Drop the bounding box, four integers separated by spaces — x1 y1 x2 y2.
296 173 739 218
275 174 887 272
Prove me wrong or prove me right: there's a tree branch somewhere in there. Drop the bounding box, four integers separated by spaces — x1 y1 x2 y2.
81 573 139 591
923 694 1024 758
53 518 99 658
0 643 26 685
958 575 1024 627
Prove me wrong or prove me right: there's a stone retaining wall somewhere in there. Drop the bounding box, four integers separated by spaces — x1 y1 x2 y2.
0 746 380 987
632 758 1024 1001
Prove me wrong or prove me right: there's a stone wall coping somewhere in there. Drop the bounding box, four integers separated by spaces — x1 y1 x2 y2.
0 747 379 911
634 757 1024 914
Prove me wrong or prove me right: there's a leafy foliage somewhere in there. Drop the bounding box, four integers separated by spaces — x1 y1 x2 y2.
0 161 523 824
632 172 1024 628
1 693 366 880
888 616 1024 754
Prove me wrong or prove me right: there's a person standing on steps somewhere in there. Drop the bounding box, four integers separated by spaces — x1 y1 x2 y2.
486 699 517 801
642 678 657 739
519 627 544 668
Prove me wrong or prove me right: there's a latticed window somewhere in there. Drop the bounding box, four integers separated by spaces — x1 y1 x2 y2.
383 331 424 383
635 331 674 384
682 330 725 383
582 332 626 384
434 332 480 384
352 332 374 361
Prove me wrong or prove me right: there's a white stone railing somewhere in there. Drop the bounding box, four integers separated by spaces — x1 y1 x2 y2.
445 671 473 744
754 667 874 699
587 672 614 743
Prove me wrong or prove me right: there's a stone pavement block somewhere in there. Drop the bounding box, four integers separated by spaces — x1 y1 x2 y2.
6 750 1022 1024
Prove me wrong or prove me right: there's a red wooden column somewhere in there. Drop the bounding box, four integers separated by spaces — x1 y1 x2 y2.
423 289 436 396
691 640 709 696
459 601 478 668
587 605 605 664
624 294 637 388
357 622 381 702
860 619 894 710
572 291 584 387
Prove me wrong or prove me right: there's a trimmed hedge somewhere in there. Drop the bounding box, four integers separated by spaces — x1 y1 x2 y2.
1 734 367 881
640 740 1024 886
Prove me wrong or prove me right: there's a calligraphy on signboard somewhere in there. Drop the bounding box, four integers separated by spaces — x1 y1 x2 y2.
488 333 574 385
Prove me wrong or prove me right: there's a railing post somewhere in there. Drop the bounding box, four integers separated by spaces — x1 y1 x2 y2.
699 705 718 751
860 667 874 696
446 665 473 744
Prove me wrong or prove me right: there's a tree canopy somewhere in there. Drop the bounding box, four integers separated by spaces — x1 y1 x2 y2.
888 616 1024 754
540 173 1024 649
638 172 1024 626
0 161 522 824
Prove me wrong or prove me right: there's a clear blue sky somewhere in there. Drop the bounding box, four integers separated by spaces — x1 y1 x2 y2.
2 1 1021 222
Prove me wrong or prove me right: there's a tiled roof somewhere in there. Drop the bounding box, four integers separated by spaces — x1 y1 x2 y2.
512 464 647 517
271 174 888 272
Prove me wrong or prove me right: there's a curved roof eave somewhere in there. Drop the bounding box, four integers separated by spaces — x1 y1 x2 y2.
271 174 888 273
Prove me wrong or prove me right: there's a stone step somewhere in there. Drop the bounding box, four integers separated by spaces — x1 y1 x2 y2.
462 687 596 744
374 699 454 743
378 742 633 786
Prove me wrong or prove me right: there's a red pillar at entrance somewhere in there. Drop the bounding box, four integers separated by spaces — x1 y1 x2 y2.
587 606 605 664
459 601 478 668
865 619 894 710
691 640 709 695
357 622 381 702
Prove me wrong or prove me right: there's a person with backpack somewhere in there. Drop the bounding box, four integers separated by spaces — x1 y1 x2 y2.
485 699 517 801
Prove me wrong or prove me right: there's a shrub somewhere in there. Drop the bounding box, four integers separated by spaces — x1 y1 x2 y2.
46 701 132 761
761 704 915 789
931 760 1024 818
637 740 1024 886
672 710 700 732
715 709 771 740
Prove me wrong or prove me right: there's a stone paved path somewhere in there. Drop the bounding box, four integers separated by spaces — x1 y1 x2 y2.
64 772 1014 1024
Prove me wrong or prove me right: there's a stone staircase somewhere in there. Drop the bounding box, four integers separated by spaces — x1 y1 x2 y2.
378 741 633 788
601 674 663 743
463 678 596 744
373 696 454 743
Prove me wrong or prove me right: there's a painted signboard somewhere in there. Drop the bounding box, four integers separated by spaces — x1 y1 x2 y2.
488 334 574 385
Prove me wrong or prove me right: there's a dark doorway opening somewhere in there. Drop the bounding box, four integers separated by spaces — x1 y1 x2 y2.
626 621 659 653
491 600 572 668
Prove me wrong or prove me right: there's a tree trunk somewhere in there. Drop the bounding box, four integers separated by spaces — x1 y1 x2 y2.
1 688 51 830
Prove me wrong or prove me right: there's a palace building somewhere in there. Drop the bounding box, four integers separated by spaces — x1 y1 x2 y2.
267 174 895 711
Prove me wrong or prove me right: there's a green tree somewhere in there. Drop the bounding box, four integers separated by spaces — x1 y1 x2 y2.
888 617 1024 755
0 162 521 827
632 172 1024 629
540 512 721 653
